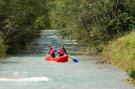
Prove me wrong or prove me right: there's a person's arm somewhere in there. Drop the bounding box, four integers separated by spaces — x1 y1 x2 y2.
63 48 68 54
48 50 50 54
49 48 54 54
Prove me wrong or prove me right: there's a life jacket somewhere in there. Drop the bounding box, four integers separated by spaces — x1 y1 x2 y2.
48 48 55 54
58 48 65 54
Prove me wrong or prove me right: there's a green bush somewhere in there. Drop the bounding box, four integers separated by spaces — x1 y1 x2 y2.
128 68 135 79
5 28 40 54
106 13 135 39
0 37 6 57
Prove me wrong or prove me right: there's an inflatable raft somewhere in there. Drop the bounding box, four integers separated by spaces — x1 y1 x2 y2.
45 54 68 62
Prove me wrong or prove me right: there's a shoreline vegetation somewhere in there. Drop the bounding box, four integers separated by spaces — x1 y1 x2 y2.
102 31 135 83
0 0 135 84
0 0 50 57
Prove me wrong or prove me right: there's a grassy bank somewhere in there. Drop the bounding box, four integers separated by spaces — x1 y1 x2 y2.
103 31 135 82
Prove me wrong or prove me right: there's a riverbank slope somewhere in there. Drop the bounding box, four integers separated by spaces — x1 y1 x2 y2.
103 31 135 83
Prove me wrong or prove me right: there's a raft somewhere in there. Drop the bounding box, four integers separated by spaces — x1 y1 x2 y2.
45 54 68 62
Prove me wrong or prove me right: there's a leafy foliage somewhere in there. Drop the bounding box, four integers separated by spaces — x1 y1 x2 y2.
0 0 50 55
49 0 135 46
0 33 6 57
0 0 135 57
128 68 135 79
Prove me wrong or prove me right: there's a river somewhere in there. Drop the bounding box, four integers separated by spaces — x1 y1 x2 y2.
0 30 135 89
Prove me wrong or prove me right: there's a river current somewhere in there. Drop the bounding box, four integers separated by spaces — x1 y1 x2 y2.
0 30 135 89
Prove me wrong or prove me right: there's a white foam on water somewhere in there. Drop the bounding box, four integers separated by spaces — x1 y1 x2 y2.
0 77 49 82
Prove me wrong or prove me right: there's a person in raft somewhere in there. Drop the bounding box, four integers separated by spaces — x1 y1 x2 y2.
58 44 68 57
48 45 56 58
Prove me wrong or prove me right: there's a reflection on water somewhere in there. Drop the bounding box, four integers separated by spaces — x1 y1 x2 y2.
0 30 135 89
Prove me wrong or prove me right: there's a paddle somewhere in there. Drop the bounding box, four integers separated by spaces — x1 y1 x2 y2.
69 56 78 63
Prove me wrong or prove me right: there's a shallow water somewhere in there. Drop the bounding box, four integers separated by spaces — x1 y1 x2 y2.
0 30 135 89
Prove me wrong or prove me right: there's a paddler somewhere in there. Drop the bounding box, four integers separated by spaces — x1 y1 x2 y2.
58 44 68 57
48 45 56 58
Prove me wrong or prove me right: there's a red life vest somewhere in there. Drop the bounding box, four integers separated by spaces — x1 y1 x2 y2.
48 48 54 54
58 48 65 54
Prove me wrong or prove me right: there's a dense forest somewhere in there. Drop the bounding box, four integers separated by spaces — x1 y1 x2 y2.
0 0 135 82
48 0 135 52
0 0 135 55
0 0 50 55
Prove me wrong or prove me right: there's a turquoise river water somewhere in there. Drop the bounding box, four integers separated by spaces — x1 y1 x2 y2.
0 30 135 89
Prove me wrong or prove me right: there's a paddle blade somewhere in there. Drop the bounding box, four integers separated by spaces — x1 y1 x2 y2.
72 59 78 63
